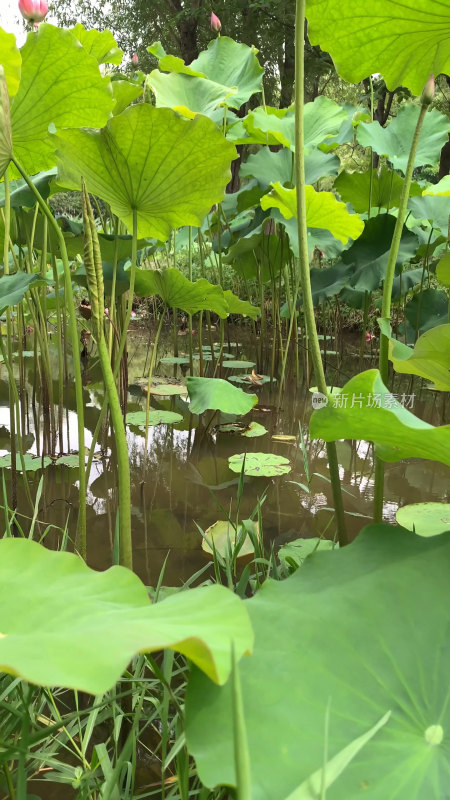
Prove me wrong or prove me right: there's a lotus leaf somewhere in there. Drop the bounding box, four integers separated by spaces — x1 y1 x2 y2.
356 106 449 173
0 538 253 693
0 29 21 97
54 105 237 240
71 24 123 65
190 37 264 109
396 503 450 537
0 273 51 313
186 524 450 798
126 411 183 427
228 452 291 476
201 520 255 558
378 319 450 391
335 167 421 213
187 377 257 415
0 454 52 472
306 0 450 97
310 369 450 467
261 183 364 244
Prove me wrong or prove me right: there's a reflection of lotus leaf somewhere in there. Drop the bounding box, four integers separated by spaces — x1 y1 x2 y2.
228 452 291 476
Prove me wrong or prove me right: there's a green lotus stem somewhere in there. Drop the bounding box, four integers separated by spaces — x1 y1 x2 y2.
144 308 166 454
12 156 87 554
82 184 132 570
294 0 348 546
373 101 428 523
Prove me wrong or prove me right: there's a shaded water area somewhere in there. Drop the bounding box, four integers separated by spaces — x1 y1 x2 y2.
3 323 450 586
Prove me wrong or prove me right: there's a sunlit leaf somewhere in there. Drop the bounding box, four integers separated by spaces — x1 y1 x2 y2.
378 319 450 391
190 37 264 109
261 182 364 244
0 28 21 97
111 80 143 115
335 166 421 213
10 24 114 175
201 520 255 558
54 104 236 239
71 24 123 65
0 67 12 179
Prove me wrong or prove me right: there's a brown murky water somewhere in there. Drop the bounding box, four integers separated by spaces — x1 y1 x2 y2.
3 324 449 588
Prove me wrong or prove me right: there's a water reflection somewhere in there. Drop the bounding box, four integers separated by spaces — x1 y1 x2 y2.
2 328 449 584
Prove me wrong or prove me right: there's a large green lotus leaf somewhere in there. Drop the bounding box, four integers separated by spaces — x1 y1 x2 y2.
111 80 143 116
0 68 12 179
241 146 339 190
0 170 56 209
0 29 21 98
378 319 450 391
10 24 114 175
242 97 346 151
334 166 421 213
310 369 450 466
148 41 206 77
306 0 450 97
147 70 236 118
186 524 450 799
356 106 449 174
341 214 419 292
71 24 123 65
133 268 229 316
189 37 263 109
261 183 364 244
407 194 450 233
187 377 257 415
54 105 236 239
0 273 50 312
0 538 253 693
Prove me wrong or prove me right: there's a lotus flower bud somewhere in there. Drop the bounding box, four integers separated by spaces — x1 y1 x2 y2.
210 12 221 32
421 75 435 106
131 52 139 67
18 0 48 24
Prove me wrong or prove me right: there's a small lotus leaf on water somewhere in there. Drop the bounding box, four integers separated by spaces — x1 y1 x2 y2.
228 452 291 476
201 520 255 558
278 537 335 571
0 538 253 693
0 454 52 472
150 384 188 397
396 503 450 537
186 524 450 798
55 454 81 468
126 410 183 426
221 360 256 370
241 422 267 438
227 373 273 386
159 356 191 365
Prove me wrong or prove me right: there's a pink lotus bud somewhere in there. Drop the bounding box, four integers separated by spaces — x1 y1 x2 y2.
365 332 375 342
131 52 139 67
18 0 48 23
210 12 221 32
421 75 434 106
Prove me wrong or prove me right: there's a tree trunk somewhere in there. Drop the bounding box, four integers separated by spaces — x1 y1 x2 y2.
166 0 202 64
279 14 295 107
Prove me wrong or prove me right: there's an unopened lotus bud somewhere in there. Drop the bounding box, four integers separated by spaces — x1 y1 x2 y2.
421 75 435 106
210 12 221 32
131 52 139 67
18 0 48 24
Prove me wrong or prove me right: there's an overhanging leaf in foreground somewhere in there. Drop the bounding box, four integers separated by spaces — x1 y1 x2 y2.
186 524 450 798
306 0 450 97
54 104 237 239
309 369 450 466
0 538 253 694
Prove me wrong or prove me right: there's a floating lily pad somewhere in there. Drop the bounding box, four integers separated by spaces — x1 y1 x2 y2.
0 538 253 693
126 410 183 427
221 360 256 370
0 454 52 472
201 520 255 559
55 454 81 468
159 356 191 365
187 377 257 415
278 537 335 571
228 452 291 476
241 422 267 438
396 503 450 537
150 384 188 396
227 374 273 386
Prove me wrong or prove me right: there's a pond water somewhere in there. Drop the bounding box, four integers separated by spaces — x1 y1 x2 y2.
3 323 449 587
